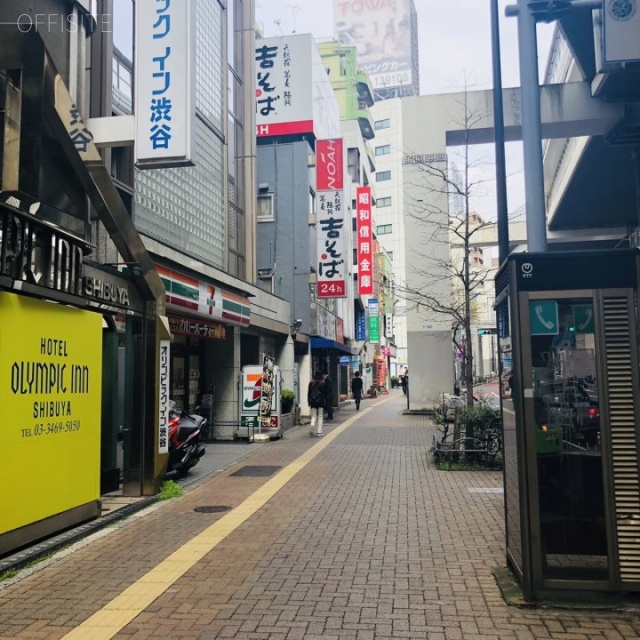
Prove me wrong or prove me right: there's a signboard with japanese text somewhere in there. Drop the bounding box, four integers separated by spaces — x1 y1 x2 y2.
369 315 380 343
135 0 194 167
334 0 413 92
168 315 227 341
158 340 170 454
316 139 344 191
0 293 102 537
356 187 374 296
356 310 366 341
256 34 340 139
385 313 394 338
317 139 345 298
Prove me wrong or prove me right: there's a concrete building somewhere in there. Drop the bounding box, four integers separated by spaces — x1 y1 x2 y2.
105 0 292 441
333 0 420 100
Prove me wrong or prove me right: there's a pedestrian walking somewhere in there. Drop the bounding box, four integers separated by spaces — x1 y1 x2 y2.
307 370 326 437
351 371 363 410
401 371 408 395
323 372 334 420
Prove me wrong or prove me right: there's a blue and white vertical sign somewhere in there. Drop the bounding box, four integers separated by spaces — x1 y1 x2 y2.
135 0 195 168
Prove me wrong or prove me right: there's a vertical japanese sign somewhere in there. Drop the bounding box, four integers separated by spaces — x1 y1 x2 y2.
368 298 380 343
158 340 170 454
316 139 346 298
259 355 275 431
135 0 194 168
356 187 374 296
356 310 366 341
256 35 314 138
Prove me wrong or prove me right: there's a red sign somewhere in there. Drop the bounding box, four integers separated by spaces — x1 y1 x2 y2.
336 317 344 344
356 186 373 295
316 139 344 190
256 120 314 138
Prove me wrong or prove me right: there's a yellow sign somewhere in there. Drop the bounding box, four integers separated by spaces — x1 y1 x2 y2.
0 293 102 536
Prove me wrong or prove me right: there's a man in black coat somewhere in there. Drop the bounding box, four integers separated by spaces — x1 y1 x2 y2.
351 371 363 410
323 372 334 420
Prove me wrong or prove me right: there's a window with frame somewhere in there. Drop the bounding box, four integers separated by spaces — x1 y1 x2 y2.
257 193 274 222
375 144 391 156
374 118 390 130
376 171 391 182
377 196 392 208
377 224 392 235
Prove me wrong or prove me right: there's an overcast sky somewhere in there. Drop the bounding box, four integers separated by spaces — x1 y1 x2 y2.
256 0 555 92
257 1 556 224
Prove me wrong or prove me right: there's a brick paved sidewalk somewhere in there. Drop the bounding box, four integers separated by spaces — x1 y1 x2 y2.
1 393 639 639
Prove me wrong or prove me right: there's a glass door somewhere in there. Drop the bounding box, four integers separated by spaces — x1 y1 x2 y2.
525 293 608 582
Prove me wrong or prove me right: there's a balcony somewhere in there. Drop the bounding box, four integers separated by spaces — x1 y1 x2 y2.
355 70 374 107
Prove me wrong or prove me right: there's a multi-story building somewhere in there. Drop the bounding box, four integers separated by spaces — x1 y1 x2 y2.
331 0 421 380
333 0 420 100
0 0 294 555
254 33 352 412
107 0 292 442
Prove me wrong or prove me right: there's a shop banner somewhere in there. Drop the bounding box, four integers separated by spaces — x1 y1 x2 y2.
158 340 170 454
369 315 380 343
0 293 102 536
135 0 195 167
316 189 347 298
356 310 366 341
259 355 276 431
356 187 373 295
316 139 344 190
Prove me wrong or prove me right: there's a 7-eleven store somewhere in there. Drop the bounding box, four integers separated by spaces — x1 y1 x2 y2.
156 264 251 437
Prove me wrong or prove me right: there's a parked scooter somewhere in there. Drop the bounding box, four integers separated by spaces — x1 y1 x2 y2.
167 401 206 477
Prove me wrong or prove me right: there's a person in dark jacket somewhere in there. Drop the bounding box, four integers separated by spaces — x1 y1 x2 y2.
307 370 326 437
351 371 363 410
323 372 334 419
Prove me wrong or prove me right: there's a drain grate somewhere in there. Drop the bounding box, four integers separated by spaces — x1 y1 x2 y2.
230 465 281 477
194 506 231 513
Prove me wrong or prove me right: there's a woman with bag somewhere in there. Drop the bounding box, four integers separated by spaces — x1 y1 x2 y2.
307 370 326 437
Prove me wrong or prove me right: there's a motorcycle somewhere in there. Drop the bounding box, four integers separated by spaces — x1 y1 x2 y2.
167 401 207 477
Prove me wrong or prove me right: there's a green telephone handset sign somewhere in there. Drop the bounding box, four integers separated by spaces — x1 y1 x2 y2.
529 300 559 335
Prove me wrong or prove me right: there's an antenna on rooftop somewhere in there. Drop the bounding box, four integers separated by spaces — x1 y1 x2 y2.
287 3 303 33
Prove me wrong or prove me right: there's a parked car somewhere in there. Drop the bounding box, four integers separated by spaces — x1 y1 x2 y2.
540 381 600 446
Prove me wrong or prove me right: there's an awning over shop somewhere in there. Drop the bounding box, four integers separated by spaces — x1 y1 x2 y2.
310 337 353 354
156 264 251 327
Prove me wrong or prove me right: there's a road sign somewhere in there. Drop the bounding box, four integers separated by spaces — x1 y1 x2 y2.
529 300 559 335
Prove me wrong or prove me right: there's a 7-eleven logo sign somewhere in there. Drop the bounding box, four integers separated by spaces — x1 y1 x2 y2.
242 373 262 409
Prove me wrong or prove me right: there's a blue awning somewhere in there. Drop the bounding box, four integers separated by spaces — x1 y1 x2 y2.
310 337 353 354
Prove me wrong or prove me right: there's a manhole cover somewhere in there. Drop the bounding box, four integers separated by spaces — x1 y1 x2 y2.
230 465 281 477
194 506 231 513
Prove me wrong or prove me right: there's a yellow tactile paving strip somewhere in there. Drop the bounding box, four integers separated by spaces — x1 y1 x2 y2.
62 397 391 640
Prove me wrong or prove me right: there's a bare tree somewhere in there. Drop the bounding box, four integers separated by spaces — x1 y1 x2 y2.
395 87 494 406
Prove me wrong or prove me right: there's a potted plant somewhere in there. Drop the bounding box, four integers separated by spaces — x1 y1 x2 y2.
281 389 295 414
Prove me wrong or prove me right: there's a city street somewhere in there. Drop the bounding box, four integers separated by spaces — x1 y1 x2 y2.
1 393 639 640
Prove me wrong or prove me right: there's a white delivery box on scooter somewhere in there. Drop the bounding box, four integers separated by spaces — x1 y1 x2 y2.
238 363 282 440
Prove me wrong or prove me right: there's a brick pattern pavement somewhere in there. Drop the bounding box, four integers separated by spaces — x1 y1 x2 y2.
1 394 639 639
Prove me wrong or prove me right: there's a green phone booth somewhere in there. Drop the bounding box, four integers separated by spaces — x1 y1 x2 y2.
496 249 640 600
